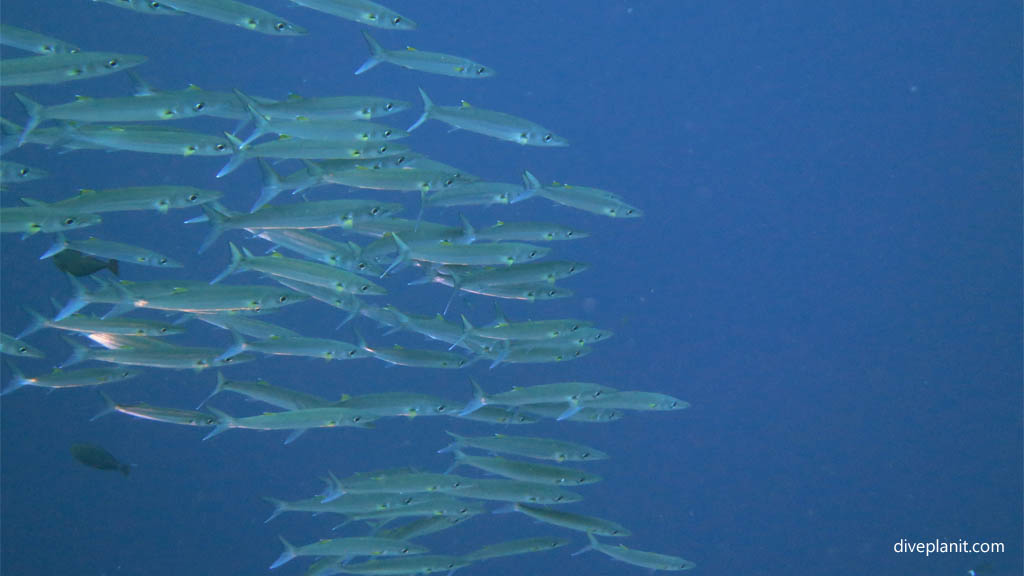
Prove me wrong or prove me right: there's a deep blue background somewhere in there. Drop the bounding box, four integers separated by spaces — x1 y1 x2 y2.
1 2 1020 575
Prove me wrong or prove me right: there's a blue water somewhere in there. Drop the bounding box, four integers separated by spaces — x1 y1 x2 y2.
1 1 1021 575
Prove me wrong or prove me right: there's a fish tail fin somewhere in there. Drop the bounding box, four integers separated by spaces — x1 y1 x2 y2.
457 213 476 242
556 401 584 421
408 87 433 132
210 242 244 284
252 158 285 212
39 231 69 260
191 203 230 254
355 31 383 75
13 93 42 146
571 532 600 557
380 233 410 278
202 406 234 441
55 273 89 321
90 390 119 421
319 470 344 503
233 89 270 148
269 536 296 570
197 371 226 409
1 360 29 395
458 377 487 416
448 314 474 351
59 336 89 368
262 497 287 523
17 306 49 339
216 132 248 178
521 169 542 192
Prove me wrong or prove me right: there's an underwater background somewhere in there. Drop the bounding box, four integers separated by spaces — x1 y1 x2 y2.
1 1 1021 575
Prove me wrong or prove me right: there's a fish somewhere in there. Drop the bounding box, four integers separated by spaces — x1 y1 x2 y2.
93 392 221 427
216 132 410 178
203 406 375 442
383 234 549 276
321 469 476 500
271 536 428 570
446 449 602 486
3 363 140 395
91 0 184 16
463 537 569 562
60 336 255 371
439 431 609 462
286 0 416 30
53 124 233 157
502 503 630 537
335 392 454 418
52 250 119 278
0 51 146 86
13 91 221 144
254 229 378 274
334 555 472 575
240 91 409 122
459 380 618 421
374 516 470 542
579 390 691 412
218 331 371 363
70 443 132 476
198 371 331 410
211 243 387 296
410 89 568 147
18 306 181 339
158 0 307 35
472 220 588 242
523 170 643 218
0 333 45 359
447 477 582 504
41 235 182 268
50 186 222 214
573 533 697 571
188 200 403 253
0 203 102 236
356 31 495 79
1 161 49 185
0 24 81 54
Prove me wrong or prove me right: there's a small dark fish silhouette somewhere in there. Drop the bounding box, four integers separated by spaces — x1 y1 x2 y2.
53 249 119 277
70 443 131 476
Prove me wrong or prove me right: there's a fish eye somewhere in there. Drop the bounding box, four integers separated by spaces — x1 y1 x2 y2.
64 217 75 225
275 21 287 31
394 155 406 165
352 416 361 422
568 265 576 272
215 143 226 150
385 102 394 111
383 129 392 137
188 194 199 202
194 102 206 111
17 346 27 353
370 206 380 215
106 59 119 68
554 495 564 501
18 168 28 176
566 230 574 237
393 16 402 24
401 547 409 554
581 452 590 458
278 295 288 302
159 257 168 264
476 67 486 75
444 178 454 186
378 145 388 153
187 145 198 153
436 404 446 412
160 327 168 333
543 134 553 142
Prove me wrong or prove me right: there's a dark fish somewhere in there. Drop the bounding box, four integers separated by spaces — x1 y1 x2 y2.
70 443 131 476
53 249 119 277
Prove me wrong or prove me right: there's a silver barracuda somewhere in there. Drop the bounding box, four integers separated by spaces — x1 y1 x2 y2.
356 31 495 79
410 88 568 147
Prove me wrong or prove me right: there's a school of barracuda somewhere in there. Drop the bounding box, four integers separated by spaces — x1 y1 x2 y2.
0 1 695 573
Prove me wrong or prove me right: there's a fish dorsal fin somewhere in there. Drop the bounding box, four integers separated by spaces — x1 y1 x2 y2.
460 101 472 108
276 134 292 141
269 252 284 258
493 220 505 227
406 46 417 52
74 95 93 102
186 84 202 91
